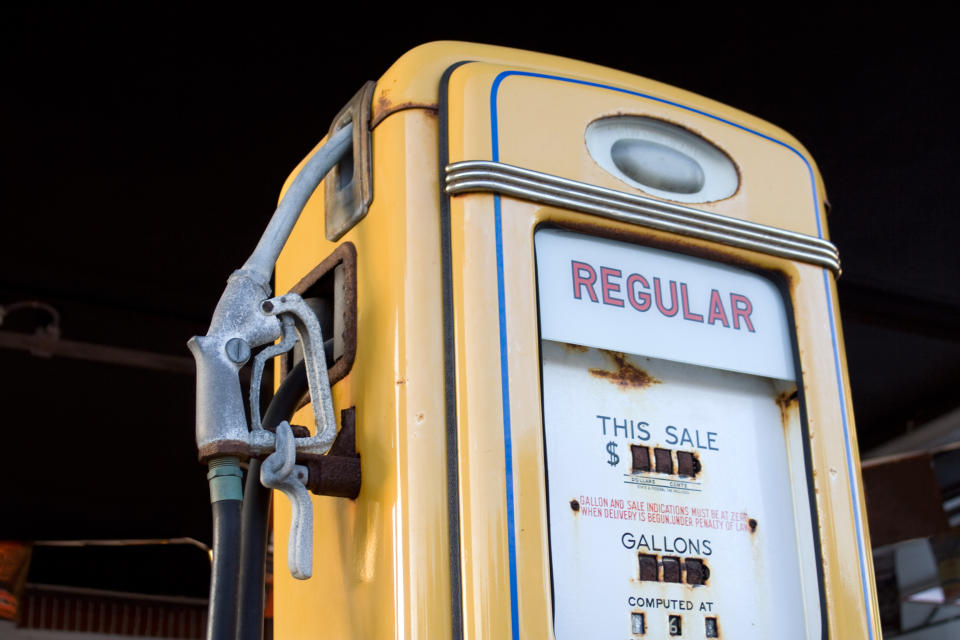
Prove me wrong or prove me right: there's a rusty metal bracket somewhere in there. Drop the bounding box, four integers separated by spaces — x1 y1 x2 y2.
286 242 358 388
325 82 375 241
297 407 361 499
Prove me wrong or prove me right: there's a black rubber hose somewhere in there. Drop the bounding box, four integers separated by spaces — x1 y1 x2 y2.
208 464 243 640
236 360 308 640
235 461 270 640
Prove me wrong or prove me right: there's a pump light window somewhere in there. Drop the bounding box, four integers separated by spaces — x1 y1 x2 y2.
536 229 822 639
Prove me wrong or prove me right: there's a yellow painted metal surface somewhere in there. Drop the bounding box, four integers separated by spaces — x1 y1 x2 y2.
445 61 827 237
373 42 808 151
274 108 453 639
272 41 879 639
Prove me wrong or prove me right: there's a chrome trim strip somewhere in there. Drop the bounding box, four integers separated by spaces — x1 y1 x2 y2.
445 161 840 275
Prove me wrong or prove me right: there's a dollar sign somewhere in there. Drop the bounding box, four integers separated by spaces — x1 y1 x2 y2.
606 441 619 466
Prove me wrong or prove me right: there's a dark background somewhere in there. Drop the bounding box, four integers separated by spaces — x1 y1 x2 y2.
2 7 957 597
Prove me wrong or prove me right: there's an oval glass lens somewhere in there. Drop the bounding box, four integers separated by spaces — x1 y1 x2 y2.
586 116 738 203
610 139 705 194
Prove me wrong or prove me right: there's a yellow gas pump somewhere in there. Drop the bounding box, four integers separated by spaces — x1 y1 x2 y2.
197 41 881 640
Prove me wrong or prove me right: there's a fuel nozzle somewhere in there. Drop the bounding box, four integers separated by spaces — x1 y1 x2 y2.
189 125 354 640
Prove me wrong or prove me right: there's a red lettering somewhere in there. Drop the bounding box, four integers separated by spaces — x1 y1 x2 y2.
571 261 598 302
571 260 754 334
680 283 704 322
730 294 755 332
600 267 624 307
653 278 679 317
707 290 730 327
627 274 651 311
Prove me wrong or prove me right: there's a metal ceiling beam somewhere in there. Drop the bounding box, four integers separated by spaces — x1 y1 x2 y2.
0 330 194 375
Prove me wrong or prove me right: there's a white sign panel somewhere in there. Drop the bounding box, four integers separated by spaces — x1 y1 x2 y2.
536 229 795 381
536 230 821 639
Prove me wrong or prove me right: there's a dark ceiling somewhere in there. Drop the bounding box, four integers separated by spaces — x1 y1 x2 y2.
2 8 958 596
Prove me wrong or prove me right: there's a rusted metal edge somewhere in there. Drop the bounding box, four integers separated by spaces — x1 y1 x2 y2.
325 82 376 242
445 161 841 276
286 241 358 388
297 406 361 499
370 102 439 129
197 439 248 463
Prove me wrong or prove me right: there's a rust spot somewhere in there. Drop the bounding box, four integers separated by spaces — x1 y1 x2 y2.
370 88 439 128
775 389 798 408
661 556 682 583
564 342 589 352
197 439 250 463
631 445 651 472
654 448 674 474
396 378 406 385
588 350 660 389
684 558 710 585
776 389 799 429
638 554 658 581
676 451 701 478
297 407 361 499
569 499 580 512
748 518 758 533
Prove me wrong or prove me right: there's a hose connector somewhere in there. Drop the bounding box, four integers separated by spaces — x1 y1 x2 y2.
207 457 244 503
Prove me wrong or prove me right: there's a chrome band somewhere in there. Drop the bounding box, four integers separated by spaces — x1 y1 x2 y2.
445 161 840 275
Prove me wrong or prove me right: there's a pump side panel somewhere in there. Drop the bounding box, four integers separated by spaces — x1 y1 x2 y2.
274 108 451 639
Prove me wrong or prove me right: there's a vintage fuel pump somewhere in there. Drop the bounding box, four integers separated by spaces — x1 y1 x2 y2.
191 42 882 639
